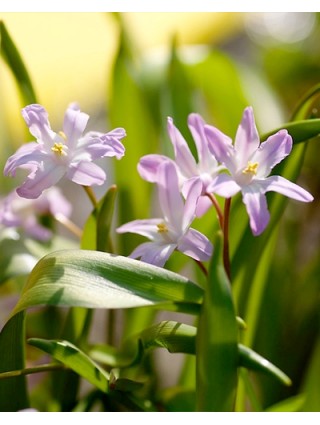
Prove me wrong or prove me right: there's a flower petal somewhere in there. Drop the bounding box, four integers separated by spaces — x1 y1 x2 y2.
16 164 66 199
138 154 173 183
242 185 270 236
234 106 260 167
178 228 213 262
22 104 55 144
253 130 292 177
81 130 126 160
259 175 314 202
158 161 184 231
182 177 202 230
129 241 176 267
116 218 162 240
188 113 217 171
63 106 89 149
167 116 198 178
67 161 106 186
4 143 44 177
204 124 236 173
207 173 241 198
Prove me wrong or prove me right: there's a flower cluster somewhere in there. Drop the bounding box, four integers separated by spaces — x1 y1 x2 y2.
3 103 313 268
117 106 313 266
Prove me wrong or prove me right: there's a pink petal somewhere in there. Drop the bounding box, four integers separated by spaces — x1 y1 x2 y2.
81 131 125 160
204 125 236 173
158 161 184 230
167 116 198 178
259 175 314 202
116 218 162 240
181 178 202 231
129 241 176 267
21 104 55 144
207 174 241 198
16 164 66 199
242 185 270 236
4 143 44 177
234 107 260 168
67 161 106 186
178 228 213 262
138 154 173 183
253 130 292 177
63 107 89 149
188 113 217 170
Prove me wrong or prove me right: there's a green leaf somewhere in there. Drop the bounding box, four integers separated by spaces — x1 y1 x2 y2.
10 249 203 317
261 119 320 145
265 394 306 412
0 21 37 105
196 232 238 411
28 338 109 393
238 344 292 387
0 312 29 411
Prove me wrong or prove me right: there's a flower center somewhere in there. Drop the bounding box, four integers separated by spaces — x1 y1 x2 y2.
242 161 259 175
51 142 68 156
157 222 168 233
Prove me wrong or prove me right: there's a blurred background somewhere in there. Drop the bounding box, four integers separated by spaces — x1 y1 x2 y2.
0 12 319 411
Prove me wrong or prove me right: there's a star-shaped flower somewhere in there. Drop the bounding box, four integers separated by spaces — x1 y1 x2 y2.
4 103 126 199
205 106 313 235
117 161 213 267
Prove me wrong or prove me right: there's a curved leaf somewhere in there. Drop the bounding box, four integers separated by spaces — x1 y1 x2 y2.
261 118 320 144
28 338 109 393
10 249 203 317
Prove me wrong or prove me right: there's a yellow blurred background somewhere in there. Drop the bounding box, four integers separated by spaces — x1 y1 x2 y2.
0 12 242 134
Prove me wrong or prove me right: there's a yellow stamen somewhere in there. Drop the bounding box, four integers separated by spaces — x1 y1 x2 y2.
157 222 168 233
58 131 67 141
51 142 67 156
242 161 259 175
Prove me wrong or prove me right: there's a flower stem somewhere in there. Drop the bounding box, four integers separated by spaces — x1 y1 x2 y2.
206 192 224 229
0 363 64 380
193 259 208 278
223 198 232 281
82 186 98 208
54 213 83 239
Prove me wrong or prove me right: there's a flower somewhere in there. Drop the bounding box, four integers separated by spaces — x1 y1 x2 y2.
138 114 223 216
4 103 126 199
0 186 72 241
116 161 213 267
205 106 314 236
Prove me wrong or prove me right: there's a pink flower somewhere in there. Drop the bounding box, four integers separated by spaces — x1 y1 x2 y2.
4 103 126 199
138 114 223 216
0 187 72 241
117 161 213 267
205 106 313 236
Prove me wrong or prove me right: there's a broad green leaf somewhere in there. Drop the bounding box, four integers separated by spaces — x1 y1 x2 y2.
265 394 306 412
10 249 203 317
0 21 37 105
196 232 238 411
0 312 29 411
261 119 320 145
28 338 109 393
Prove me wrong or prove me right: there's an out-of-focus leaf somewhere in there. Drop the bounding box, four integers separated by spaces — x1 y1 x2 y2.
265 394 306 412
0 21 37 105
196 232 238 411
261 119 320 145
10 249 203 317
299 338 320 412
186 48 248 135
0 231 78 285
109 23 158 256
28 338 109 393
239 344 292 387
0 312 29 411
